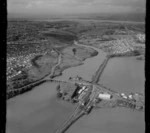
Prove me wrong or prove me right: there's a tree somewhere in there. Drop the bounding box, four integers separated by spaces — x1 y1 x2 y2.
72 48 76 55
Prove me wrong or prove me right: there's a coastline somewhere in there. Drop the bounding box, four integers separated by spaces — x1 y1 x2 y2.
7 41 98 100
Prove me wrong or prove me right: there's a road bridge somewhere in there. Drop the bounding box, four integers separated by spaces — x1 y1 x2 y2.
91 57 110 84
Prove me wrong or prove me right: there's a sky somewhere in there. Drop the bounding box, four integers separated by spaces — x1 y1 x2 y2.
8 0 146 16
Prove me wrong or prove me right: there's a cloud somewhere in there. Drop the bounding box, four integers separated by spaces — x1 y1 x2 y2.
113 0 145 7
8 0 29 5
73 0 95 4
91 0 146 13
8 0 146 7
93 0 145 7
8 0 146 14
8 0 95 7
26 0 44 8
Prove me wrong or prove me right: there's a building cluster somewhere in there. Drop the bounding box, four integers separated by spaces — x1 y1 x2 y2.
136 34 145 43
57 76 144 112
109 39 134 55
7 54 35 80
57 76 113 113
118 92 144 110
7 49 55 80
119 92 142 101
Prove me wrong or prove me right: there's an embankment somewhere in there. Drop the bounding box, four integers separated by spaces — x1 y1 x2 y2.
92 57 110 83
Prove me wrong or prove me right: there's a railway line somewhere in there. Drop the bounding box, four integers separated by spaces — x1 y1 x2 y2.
54 104 85 133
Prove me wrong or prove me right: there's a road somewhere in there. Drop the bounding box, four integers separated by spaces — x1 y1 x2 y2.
7 52 62 100
54 84 99 133
7 79 47 99
45 53 62 79
54 104 85 133
91 57 110 83
7 41 102 100
53 41 111 133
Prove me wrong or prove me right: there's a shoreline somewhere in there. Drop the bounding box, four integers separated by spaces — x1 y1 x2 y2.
7 42 98 100
7 40 144 100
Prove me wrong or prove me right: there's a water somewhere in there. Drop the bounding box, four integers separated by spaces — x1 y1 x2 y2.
68 108 144 133
55 42 106 81
53 43 145 133
99 57 145 94
6 82 75 133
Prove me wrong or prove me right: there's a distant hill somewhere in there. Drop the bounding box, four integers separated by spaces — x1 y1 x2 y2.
63 13 146 22
8 12 145 22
